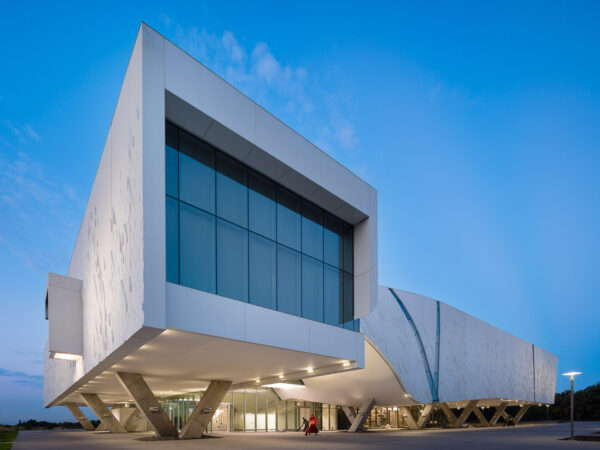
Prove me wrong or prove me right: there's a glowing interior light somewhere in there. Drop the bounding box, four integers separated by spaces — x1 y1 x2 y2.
263 383 306 389
49 352 82 361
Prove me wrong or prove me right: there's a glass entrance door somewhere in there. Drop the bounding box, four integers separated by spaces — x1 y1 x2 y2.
211 403 230 432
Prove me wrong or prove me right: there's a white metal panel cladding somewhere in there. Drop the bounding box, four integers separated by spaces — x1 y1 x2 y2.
362 286 557 404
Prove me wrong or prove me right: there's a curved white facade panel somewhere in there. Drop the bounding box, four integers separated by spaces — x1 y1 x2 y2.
361 286 558 405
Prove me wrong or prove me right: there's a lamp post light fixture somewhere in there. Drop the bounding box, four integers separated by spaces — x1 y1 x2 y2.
562 371 581 440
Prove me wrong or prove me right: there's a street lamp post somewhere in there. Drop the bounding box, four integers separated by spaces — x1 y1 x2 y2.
562 372 581 440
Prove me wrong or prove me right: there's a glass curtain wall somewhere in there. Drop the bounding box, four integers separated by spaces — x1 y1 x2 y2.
160 388 336 433
166 121 358 330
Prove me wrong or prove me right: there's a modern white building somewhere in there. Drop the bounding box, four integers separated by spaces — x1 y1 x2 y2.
43 24 557 438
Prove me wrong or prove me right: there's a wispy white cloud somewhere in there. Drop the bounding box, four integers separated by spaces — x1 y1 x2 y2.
5 120 41 143
0 368 43 388
171 25 359 158
0 149 81 271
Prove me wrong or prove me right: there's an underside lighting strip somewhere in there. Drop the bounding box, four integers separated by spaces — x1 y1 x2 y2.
388 288 439 402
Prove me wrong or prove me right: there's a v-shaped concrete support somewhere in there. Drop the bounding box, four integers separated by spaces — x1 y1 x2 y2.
513 405 530 424
179 380 232 439
348 398 376 432
342 406 357 422
438 402 457 427
471 405 490 427
399 406 419 430
453 400 478 428
489 402 508 426
115 372 178 439
65 403 94 431
81 393 126 433
416 404 435 429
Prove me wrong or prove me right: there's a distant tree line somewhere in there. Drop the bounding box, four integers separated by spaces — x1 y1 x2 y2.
1 419 100 430
524 382 600 422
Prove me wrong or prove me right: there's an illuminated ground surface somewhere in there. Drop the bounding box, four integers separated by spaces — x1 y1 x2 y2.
13 421 600 449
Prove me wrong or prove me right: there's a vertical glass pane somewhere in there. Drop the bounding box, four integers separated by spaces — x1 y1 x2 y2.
302 201 323 260
216 152 247 227
343 271 354 329
277 398 286 432
324 265 342 326
166 197 179 283
322 404 330 431
249 171 276 239
180 203 215 293
302 256 324 322
330 405 338 430
245 390 256 431
267 390 278 431
256 389 267 431
233 392 245 431
342 226 353 274
276 187 301 250
277 245 301 316
217 219 248 302
166 146 179 199
249 233 276 310
323 214 342 268
166 122 178 149
179 131 215 213
286 401 296 431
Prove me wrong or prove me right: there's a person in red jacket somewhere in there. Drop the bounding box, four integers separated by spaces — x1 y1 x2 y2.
305 414 319 435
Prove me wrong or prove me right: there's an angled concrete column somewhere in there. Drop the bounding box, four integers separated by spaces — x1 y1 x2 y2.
489 402 508 426
65 403 94 431
342 406 357 422
179 380 232 439
513 405 530 424
116 407 148 432
453 400 478 428
438 403 457 427
416 404 434 429
472 406 490 427
399 406 418 430
95 422 106 431
348 398 376 432
115 372 178 439
81 393 126 433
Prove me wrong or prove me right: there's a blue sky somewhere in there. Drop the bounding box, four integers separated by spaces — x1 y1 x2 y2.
1 1 599 423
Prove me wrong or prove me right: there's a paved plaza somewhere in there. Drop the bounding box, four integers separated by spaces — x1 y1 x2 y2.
12 421 600 449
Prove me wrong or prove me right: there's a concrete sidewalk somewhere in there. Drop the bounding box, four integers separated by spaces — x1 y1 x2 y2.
13 421 600 449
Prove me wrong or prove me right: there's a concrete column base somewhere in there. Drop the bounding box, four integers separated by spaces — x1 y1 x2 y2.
179 380 232 439
115 372 178 439
348 398 376 432
65 403 94 431
489 402 508 426
80 393 126 433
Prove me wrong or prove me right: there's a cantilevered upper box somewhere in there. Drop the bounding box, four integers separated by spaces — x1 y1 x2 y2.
44 23 377 407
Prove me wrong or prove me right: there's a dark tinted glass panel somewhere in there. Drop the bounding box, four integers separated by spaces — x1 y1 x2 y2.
302 256 324 322
323 214 342 268
276 187 301 250
179 131 215 213
342 271 354 328
324 265 342 326
302 201 323 260
216 153 248 227
166 196 179 283
166 145 179 199
217 219 248 302
248 171 276 239
166 122 178 149
180 203 216 293
249 232 276 309
277 244 301 315
342 226 353 274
